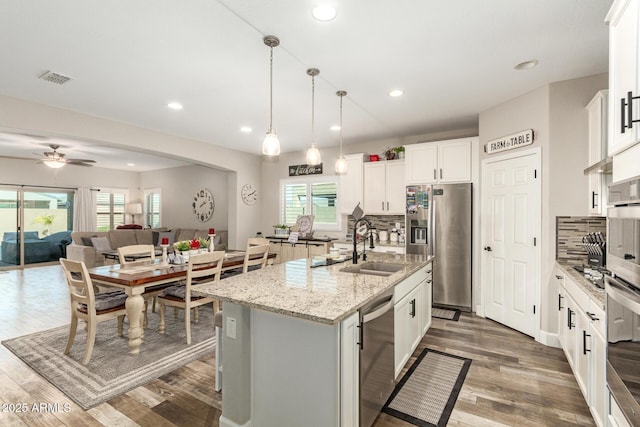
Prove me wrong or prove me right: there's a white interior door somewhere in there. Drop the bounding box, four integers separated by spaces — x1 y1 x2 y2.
482 150 540 338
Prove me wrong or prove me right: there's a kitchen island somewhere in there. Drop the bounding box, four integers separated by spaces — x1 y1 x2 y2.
193 252 432 427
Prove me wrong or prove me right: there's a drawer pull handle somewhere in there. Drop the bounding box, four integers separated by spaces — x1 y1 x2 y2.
586 311 600 322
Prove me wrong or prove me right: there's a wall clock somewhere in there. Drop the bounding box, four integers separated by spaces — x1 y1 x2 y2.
241 183 258 205
193 188 215 222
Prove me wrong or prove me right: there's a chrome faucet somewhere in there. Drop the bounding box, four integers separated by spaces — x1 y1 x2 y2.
352 217 375 264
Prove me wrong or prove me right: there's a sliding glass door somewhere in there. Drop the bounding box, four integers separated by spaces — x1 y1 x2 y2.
0 186 74 269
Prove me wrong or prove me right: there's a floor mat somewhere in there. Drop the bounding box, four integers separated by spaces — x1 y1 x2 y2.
432 307 461 321
383 348 471 427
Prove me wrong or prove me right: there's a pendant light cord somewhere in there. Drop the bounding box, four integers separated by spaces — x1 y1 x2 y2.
269 45 274 132
311 73 316 148
339 93 343 156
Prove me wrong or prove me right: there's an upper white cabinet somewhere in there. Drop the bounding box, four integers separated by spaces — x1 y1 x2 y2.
340 153 366 214
363 160 405 215
607 0 640 156
405 137 475 184
586 90 609 215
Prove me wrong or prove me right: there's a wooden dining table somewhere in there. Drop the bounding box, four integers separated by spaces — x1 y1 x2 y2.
88 250 275 355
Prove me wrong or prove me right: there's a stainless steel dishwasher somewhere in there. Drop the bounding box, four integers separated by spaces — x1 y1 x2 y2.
359 288 395 427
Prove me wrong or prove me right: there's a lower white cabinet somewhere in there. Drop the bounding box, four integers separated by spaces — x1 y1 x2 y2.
268 240 331 264
340 311 359 426
555 263 606 427
372 245 406 255
394 263 432 379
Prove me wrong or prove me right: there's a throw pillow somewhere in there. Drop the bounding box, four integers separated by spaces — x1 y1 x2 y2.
81 236 97 246
90 237 112 252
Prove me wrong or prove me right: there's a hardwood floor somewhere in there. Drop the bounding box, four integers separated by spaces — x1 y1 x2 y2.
0 265 594 426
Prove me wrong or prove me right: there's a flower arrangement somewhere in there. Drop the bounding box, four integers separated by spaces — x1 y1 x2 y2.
173 240 191 252
273 224 289 236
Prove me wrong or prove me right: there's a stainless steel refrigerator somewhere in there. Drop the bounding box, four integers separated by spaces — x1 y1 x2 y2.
406 183 472 311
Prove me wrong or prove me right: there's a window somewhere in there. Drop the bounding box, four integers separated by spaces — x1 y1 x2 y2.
96 189 127 231
280 177 340 231
144 189 161 228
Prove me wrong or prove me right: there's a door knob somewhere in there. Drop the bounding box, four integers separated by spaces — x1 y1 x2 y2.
484 246 492 252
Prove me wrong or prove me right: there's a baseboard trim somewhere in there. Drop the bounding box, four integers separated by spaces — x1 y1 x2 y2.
539 330 561 348
219 415 252 427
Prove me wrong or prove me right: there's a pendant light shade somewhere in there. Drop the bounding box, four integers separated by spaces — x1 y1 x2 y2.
334 90 348 175
306 68 322 166
262 35 280 156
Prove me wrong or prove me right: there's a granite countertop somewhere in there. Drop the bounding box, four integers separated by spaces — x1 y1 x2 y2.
193 252 433 325
556 262 605 310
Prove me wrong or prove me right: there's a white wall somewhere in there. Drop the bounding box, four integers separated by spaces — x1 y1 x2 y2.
139 164 228 230
478 73 607 338
0 95 262 249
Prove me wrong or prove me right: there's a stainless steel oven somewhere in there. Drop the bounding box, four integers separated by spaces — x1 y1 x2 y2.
607 177 640 425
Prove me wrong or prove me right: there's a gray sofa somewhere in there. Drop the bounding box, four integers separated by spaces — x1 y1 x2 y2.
66 228 228 268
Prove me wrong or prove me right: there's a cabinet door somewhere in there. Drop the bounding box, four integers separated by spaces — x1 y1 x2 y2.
405 143 438 184
268 241 283 264
565 295 577 369
422 276 432 335
588 174 603 215
591 326 606 427
587 91 608 164
340 154 365 214
574 306 590 398
308 243 328 257
340 312 360 426
385 160 405 213
363 162 386 214
408 286 422 353
438 140 472 183
394 294 411 379
554 268 566 348
608 0 639 155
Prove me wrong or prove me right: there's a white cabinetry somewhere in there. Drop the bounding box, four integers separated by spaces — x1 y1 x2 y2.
405 138 475 184
340 153 366 214
607 0 640 156
393 263 432 379
363 160 405 214
340 311 359 426
555 264 606 427
586 90 610 215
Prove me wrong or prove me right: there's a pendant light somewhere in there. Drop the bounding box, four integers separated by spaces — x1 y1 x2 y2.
262 35 280 156
334 90 348 175
305 68 322 166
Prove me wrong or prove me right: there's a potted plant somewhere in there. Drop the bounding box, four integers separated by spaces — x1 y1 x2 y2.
392 146 405 159
273 224 289 236
173 240 191 254
34 214 55 236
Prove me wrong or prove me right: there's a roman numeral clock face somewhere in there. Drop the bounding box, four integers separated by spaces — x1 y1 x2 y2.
241 184 257 205
193 188 214 222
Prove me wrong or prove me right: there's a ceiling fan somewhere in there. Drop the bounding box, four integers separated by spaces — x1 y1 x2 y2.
39 144 96 168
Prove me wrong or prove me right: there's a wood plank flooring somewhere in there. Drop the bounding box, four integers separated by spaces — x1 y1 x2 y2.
0 265 594 426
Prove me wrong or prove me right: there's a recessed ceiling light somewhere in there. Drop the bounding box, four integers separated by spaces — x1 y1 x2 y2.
312 4 337 21
127 163 135 167
388 89 404 97
330 125 341 131
167 102 183 110
514 59 539 70
240 126 252 133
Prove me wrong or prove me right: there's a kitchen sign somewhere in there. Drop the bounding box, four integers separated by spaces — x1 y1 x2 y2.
289 163 323 176
485 129 534 154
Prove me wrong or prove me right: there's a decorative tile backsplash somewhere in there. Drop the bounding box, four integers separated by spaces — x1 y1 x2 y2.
345 214 405 232
556 216 606 265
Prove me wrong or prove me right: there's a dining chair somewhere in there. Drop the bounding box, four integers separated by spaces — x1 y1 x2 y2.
247 237 269 247
117 244 165 323
59 258 128 365
243 243 270 274
158 250 225 345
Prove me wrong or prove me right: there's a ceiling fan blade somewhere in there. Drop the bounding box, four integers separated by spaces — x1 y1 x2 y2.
0 154 40 161
66 162 93 167
66 158 96 163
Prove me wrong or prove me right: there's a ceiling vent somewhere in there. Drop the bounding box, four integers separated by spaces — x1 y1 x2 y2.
38 71 72 85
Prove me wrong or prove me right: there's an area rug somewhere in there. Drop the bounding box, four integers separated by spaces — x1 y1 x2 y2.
2 308 216 409
383 348 471 427
432 307 461 321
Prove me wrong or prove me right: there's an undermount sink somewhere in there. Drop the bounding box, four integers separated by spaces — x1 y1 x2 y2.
340 262 405 277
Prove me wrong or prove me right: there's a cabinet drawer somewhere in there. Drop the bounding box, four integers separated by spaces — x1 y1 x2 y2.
588 301 606 337
395 266 427 301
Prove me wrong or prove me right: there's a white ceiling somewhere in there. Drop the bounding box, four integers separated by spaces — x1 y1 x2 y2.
0 0 612 170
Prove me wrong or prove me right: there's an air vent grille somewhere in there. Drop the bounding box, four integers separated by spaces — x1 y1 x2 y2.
39 71 72 85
